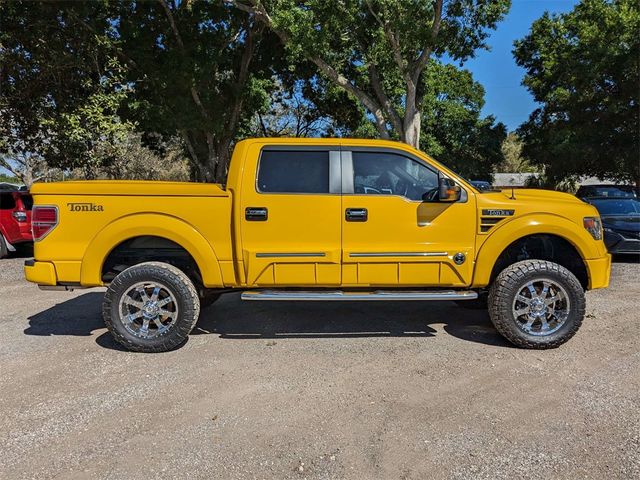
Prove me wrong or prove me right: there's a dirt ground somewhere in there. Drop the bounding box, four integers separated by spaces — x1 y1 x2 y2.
0 255 639 480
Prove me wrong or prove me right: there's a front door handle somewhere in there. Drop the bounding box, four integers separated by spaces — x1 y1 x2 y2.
346 208 368 222
246 207 268 221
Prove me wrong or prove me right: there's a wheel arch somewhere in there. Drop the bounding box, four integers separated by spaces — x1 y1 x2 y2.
473 214 599 290
80 213 224 287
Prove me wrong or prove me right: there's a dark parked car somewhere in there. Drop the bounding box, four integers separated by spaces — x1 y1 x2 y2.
470 180 492 191
0 190 33 258
576 184 638 200
586 197 640 255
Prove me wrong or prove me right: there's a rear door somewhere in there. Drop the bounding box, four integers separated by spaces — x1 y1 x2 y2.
239 146 342 286
0 192 20 242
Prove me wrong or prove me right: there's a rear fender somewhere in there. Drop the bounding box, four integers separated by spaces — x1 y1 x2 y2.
80 213 223 287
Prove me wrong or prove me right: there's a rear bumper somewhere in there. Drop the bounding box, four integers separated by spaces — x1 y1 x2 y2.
24 259 57 286
585 254 612 290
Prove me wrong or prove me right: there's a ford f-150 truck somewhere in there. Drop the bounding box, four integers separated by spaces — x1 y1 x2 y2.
25 138 611 352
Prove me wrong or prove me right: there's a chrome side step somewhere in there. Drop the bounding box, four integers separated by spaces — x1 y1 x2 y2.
241 289 478 301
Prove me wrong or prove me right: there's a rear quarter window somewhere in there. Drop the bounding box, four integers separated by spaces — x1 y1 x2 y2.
257 150 330 194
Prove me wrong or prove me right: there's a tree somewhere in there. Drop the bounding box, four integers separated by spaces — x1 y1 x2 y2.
112 0 285 181
514 0 640 187
495 132 538 173
0 1 119 175
420 62 506 180
227 0 510 149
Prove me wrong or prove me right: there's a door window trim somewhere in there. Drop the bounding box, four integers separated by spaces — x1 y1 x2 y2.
342 147 467 203
255 146 342 195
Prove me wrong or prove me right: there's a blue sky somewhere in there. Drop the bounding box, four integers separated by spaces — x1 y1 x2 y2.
462 0 578 131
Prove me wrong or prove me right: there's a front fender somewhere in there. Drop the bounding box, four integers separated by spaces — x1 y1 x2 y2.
472 213 606 287
80 213 223 287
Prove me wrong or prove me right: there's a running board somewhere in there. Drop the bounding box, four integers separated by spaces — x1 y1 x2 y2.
241 289 478 301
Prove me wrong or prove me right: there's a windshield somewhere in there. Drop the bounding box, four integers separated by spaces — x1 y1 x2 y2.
590 198 640 216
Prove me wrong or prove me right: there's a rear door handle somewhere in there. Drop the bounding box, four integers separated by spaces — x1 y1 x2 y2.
245 207 268 221
346 208 368 222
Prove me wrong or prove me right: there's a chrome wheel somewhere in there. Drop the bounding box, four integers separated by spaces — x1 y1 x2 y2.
512 278 570 336
118 281 178 339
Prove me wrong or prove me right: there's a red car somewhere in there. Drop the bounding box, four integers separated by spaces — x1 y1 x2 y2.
0 189 33 258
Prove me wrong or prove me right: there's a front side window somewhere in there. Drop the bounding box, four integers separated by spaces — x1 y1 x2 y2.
257 150 330 194
352 151 439 201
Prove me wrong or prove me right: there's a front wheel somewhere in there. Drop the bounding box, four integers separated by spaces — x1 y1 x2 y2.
102 262 200 353
488 260 585 349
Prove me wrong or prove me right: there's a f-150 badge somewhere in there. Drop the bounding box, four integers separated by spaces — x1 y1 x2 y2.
482 209 515 216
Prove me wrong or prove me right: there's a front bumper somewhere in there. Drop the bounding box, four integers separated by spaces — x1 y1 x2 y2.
585 254 612 290
604 230 640 254
24 259 57 286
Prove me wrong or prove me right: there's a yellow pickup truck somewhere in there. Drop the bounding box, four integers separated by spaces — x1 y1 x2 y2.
25 138 611 352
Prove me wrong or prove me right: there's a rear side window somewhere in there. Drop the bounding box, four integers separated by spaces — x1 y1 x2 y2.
257 150 330 194
0 193 16 210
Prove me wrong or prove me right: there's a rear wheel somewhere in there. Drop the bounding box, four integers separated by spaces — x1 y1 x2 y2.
102 261 200 352
488 260 585 349
0 233 8 259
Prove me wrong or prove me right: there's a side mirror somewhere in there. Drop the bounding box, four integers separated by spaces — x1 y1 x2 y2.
438 177 461 202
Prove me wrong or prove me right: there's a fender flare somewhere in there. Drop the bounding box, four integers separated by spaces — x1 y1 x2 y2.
80 213 224 287
472 213 601 287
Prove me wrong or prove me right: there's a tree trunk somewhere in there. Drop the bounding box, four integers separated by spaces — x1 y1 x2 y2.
402 108 421 150
213 141 231 184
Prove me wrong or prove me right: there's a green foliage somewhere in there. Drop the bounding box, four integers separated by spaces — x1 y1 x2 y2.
114 0 286 180
0 173 19 185
42 58 137 177
233 0 510 146
514 0 639 186
0 1 117 171
420 62 506 180
496 132 538 173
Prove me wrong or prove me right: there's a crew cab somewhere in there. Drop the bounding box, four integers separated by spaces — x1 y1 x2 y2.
25 138 611 352
1 188 33 258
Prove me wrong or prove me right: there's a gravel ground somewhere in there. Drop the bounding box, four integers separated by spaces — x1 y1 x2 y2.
0 254 639 480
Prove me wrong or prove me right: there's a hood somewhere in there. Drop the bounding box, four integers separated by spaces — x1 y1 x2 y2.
478 188 585 206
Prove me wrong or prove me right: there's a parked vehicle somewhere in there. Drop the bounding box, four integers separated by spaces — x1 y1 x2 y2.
25 138 611 352
585 197 640 255
0 190 33 258
470 180 492 191
576 184 638 200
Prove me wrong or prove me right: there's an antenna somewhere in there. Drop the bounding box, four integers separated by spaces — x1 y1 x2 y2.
510 187 516 200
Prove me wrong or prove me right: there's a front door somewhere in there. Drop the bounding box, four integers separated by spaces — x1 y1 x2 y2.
240 147 342 286
341 148 477 287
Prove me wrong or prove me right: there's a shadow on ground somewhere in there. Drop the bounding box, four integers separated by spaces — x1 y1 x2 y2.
612 253 640 264
25 291 511 350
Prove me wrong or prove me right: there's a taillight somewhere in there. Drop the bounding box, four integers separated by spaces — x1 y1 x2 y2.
32 206 58 240
12 211 27 222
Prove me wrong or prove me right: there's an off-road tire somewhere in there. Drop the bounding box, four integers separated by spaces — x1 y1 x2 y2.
0 233 8 259
488 260 585 349
103 262 200 353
